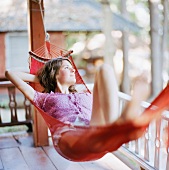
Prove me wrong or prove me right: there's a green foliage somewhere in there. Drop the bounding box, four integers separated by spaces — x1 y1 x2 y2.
0 101 9 108
0 125 28 134
64 32 79 49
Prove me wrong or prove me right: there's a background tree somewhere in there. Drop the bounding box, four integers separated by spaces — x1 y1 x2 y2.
161 0 169 87
120 0 130 94
149 0 163 99
101 0 115 67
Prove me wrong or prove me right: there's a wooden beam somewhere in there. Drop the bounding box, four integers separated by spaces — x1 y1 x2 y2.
27 0 45 50
27 0 48 146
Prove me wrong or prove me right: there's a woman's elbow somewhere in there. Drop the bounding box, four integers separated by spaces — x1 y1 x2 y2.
5 70 10 79
5 70 16 82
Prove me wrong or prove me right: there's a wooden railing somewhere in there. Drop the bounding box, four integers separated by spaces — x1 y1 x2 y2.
117 92 169 170
0 81 32 131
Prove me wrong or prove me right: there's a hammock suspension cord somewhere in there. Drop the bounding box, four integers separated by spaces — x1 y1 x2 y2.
29 0 74 61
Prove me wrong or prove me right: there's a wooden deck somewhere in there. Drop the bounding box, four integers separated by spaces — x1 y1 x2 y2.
0 131 140 170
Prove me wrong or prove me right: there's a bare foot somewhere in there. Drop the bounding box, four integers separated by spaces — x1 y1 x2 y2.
120 75 150 121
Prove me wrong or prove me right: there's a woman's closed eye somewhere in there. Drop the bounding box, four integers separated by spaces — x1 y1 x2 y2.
65 66 73 70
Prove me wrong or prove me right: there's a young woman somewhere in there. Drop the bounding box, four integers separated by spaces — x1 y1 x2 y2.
5 57 150 161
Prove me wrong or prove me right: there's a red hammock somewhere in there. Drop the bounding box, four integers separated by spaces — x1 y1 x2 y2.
29 41 169 162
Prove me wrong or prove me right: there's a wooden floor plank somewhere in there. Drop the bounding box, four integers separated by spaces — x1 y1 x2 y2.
12 131 34 147
95 153 132 170
113 150 141 170
0 132 137 170
80 161 112 170
0 156 3 170
43 146 85 170
0 133 18 149
0 147 29 170
20 145 57 170
79 153 131 170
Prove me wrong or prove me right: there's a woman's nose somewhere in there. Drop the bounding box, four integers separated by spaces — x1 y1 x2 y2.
71 68 75 73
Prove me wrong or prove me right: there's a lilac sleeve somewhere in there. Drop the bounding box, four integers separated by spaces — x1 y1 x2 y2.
33 91 48 109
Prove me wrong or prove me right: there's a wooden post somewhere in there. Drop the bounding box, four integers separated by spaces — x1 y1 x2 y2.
27 0 48 146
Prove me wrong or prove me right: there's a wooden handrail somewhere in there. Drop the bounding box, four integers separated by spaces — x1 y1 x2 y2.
0 81 15 87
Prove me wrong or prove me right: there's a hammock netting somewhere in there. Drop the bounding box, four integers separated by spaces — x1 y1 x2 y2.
29 41 169 162
29 41 90 93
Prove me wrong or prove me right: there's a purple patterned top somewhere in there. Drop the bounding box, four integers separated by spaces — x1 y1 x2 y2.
33 91 93 125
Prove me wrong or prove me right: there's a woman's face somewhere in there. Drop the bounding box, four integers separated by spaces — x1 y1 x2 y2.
56 60 76 86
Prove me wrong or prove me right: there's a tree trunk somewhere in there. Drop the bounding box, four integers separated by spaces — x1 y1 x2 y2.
101 0 114 67
161 0 169 85
149 0 163 99
120 0 130 94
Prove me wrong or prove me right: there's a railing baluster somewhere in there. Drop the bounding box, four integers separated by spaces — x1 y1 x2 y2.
135 139 139 154
24 96 31 120
135 107 145 155
154 118 161 169
144 126 150 161
0 109 2 123
123 100 130 149
166 121 169 170
8 86 18 122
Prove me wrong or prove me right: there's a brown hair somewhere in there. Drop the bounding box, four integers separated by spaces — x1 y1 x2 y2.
37 58 77 93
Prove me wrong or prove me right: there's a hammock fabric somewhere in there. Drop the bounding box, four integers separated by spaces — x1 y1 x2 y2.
29 41 169 162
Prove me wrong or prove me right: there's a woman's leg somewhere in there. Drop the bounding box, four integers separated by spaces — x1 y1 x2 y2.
90 64 150 126
119 76 150 122
90 64 119 126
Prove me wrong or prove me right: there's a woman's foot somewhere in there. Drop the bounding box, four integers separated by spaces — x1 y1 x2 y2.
120 75 150 122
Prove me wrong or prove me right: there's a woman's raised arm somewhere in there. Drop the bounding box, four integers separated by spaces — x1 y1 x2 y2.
5 70 38 101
